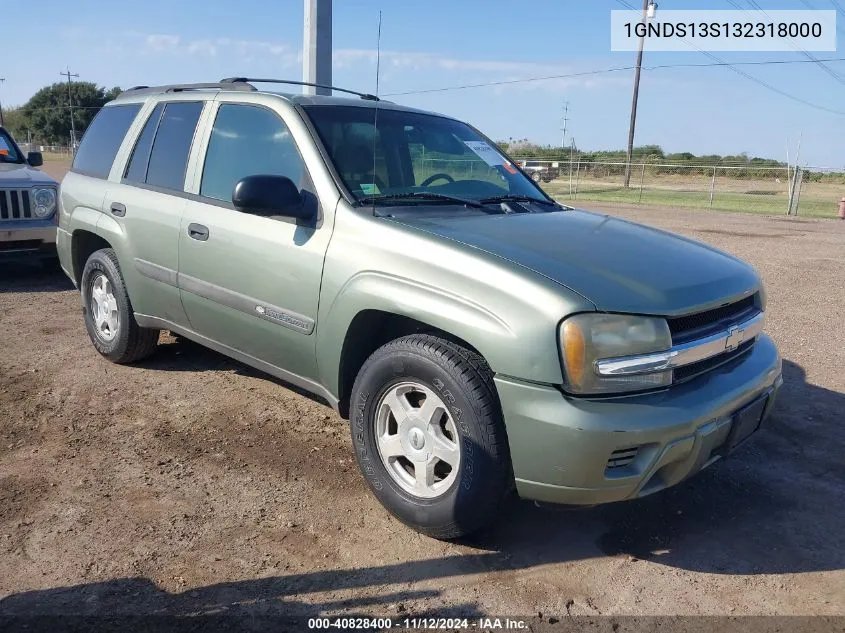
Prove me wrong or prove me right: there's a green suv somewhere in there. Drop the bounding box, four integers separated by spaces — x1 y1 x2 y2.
57 78 782 539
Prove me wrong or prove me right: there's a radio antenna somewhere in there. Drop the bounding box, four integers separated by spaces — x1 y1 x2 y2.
370 10 383 215
375 10 382 98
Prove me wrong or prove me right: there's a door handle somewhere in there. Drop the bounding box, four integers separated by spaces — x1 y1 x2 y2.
187 223 209 241
110 202 126 217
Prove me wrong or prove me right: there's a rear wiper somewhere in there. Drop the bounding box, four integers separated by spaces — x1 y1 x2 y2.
479 194 559 207
359 191 498 211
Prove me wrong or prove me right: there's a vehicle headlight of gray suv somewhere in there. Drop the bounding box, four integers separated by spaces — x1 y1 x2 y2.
31 187 58 218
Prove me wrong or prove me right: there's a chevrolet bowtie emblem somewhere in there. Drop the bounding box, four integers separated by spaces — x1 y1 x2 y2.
725 325 745 351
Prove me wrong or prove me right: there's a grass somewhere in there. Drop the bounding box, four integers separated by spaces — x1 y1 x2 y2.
543 175 843 219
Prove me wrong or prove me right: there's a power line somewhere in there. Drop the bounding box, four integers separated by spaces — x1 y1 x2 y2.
383 58 845 115
11 105 104 112
796 0 845 38
733 0 845 87
824 0 845 39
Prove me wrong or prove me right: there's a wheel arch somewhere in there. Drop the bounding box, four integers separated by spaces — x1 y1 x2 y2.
71 229 113 286
335 309 484 419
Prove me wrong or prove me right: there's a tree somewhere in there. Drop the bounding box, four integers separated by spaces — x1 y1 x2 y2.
1 107 28 140
20 82 121 144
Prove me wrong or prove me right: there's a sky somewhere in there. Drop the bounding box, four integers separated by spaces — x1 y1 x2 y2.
3 0 845 166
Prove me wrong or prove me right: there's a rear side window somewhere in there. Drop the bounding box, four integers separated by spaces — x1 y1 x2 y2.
200 104 305 202
145 102 204 191
73 104 142 178
123 104 164 183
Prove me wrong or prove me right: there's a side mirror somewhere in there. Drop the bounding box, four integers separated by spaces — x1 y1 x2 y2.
232 175 311 220
27 152 43 167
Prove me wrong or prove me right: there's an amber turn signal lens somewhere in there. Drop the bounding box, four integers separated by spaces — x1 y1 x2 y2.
562 320 586 389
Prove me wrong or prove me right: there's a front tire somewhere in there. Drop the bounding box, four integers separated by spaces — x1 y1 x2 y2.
350 334 511 539
80 248 159 363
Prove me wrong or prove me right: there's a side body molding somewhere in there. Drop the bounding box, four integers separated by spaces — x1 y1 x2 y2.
133 259 316 335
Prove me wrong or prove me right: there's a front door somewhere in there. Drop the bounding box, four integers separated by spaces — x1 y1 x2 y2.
177 102 332 382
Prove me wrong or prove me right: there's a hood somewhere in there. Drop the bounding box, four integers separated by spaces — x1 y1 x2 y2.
0 163 58 187
395 209 759 316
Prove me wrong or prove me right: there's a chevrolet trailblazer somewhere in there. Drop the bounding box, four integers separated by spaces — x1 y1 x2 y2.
56 78 782 538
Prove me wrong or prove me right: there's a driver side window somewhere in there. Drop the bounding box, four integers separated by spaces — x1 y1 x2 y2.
200 104 306 203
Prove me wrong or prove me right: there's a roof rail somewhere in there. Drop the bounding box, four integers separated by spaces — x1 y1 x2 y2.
118 81 257 98
221 77 379 101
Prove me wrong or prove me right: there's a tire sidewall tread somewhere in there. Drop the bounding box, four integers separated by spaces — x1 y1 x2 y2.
350 334 510 539
81 248 158 364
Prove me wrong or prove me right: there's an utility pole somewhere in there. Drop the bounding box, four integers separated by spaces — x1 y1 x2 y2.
624 0 652 188
303 0 332 96
60 67 80 149
0 78 5 127
560 102 569 151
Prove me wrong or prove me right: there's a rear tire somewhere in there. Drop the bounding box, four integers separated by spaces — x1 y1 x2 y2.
350 334 511 539
80 248 159 363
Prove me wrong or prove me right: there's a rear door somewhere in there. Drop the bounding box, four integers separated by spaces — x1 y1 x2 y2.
177 98 333 383
103 98 207 325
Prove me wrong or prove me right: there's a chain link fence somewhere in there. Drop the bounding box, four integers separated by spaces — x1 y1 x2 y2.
411 155 842 218
15 140 74 159
523 159 844 219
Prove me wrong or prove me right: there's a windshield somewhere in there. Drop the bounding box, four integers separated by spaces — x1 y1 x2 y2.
303 105 550 207
0 130 24 164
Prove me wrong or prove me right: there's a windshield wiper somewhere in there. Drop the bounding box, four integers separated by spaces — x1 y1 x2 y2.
359 191 499 211
478 194 559 207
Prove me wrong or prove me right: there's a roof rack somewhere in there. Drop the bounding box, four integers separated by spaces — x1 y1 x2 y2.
221 77 379 101
118 81 257 97
118 78 380 101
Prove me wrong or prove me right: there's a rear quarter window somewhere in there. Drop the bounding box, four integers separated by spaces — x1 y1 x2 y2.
73 104 142 178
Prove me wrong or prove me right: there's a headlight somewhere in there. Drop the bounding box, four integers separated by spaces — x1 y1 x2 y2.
31 187 57 219
560 313 672 395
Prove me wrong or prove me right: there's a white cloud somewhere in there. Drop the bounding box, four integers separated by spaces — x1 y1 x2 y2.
129 34 612 94
333 49 569 75
137 33 299 66
187 39 217 57
333 49 621 95
144 34 181 54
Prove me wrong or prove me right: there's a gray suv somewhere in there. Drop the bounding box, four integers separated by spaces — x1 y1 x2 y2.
57 78 782 539
0 127 58 262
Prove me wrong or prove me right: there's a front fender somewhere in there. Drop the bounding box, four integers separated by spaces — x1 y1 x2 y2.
316 269 581 397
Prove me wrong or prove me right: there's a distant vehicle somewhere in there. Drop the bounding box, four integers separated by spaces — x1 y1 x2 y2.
57 78 781 539
519 159 558 183
0 127 58 264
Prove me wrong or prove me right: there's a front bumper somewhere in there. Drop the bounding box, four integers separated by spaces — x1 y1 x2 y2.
0 222 57 261
496 333 782 505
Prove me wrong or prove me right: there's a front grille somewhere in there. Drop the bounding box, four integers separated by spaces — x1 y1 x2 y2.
606 447 639 470
0 189 32 220
668 295 757 344
673 339 755 383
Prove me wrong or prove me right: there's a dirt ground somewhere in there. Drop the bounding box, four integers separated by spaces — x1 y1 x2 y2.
1 195 844 627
